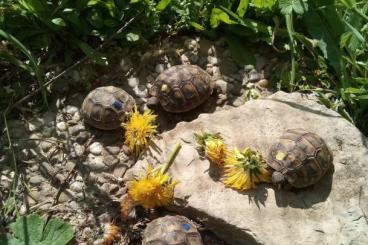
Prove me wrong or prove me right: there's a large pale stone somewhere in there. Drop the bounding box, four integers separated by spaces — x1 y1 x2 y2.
126 92 368 245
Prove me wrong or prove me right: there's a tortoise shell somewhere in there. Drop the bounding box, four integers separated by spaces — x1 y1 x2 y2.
149 65 214 113
81 86 135 130
267 128 333 188
142 215 203 245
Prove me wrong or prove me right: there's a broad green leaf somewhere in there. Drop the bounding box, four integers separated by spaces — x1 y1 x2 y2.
279 0 308 15
252 0 277 9
304 9 344 78
190 22 205 31
343 20 366 44
157 0 172 11
126 32 140 42
225 35 256 65
3 214 74 245
74 39 108 65
210 8 236 28
10 214 44 243
357 95 368 99
339 0 356 8
51 18 66 27
237 0 249 17
344 87 367 94
40 218 74 245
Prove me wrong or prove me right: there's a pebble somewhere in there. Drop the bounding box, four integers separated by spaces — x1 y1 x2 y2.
180 54 190 64
73 143 85 157
257 79 269 88
105 146 121 155
89 142 103 155
64 105 79 115
103 155 119 166
29 175 44 185
85 155 109 171
56 122 67 131
215 79 234 94
40 141 53 153
128 77 139 88
208 56 218 65
70 181 84 192
155 64 165 73
69 124 85 136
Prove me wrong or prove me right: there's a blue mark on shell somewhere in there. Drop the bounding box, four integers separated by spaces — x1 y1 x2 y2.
182 223 190 231
113 100 123 110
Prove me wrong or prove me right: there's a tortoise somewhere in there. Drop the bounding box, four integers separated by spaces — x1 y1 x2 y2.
147 65 214 113
142 215 203 245
81 86 135 130
267 128 333 188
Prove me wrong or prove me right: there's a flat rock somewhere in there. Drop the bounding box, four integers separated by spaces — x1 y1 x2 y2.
126 92 368 245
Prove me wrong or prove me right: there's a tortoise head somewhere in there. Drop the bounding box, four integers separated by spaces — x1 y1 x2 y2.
272 171 285 189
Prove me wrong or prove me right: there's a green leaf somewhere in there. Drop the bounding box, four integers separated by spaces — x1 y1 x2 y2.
279 0 308 15
190 22 205 31
252 0 277 9
0 50 33 72
3 214 74 245
126 32 140 42
339 0 356 9
237 0 249 17
157 0 172 11
344 87 367 94
303 9 344 79
0 29 47 106
40 218 74 245
210 8 236 28
51 18 66 27
73 39 108 65
225 35 256 65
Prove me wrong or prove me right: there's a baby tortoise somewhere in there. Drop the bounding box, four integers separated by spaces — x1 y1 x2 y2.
268 128 333 188
142 215 203 245
147 65 214 113
81 86 135 130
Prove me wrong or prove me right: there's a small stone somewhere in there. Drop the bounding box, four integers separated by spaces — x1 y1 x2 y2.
105 146 121 155
89 142 103 155
69 124 85 136
70 181 84 192
29 175 44 185
56 122 67 132
128 77 139 88
155 64 165 73
40 141 53 153
72 111 81 122
208 56 218 65
244 64 255 71
42 127 54 137
180 54 190 64
215 80 233 94
85 155 109 171
257 79 269 88
64 161 76 171
73 143 85 157
103 155 119 166
64 105 79 115
27 119 42 132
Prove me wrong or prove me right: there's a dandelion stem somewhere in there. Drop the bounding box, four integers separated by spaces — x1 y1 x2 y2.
162 143 182 174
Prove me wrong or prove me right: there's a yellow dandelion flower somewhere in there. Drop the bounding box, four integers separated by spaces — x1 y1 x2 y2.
205 139 227 166
128 164 177 209
123 108 157 155
222 147 270 191
194 132 227 166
